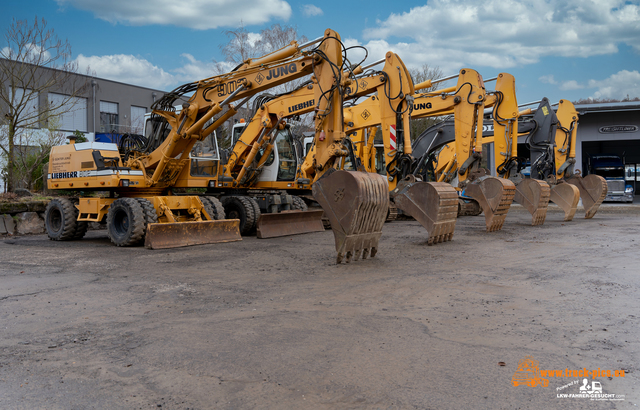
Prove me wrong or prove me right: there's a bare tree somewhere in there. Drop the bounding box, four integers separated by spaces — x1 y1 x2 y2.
408 64 445 140
217 23 311 134
0 17 89 192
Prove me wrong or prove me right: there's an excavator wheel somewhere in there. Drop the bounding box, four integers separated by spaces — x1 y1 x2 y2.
135 198 158 241
565 174 608 219
200 196 226 221
312 170 388 264
291 196 308 211
392 181 458 245
107 198 146 246
514 179 550 226
549 182 580 221
221 196 259 235
136 198 159 224
45 198 81 241
465 176 516 232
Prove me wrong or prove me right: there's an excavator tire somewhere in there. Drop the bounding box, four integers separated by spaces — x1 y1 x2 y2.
221 196 258 235
211 197 227 219
107 198 146 246
70 199 88 240
565 174 608 219
291 196 308 211
514 179 550 226
392 181 458 245
45 198 80 241
465 176 516 232
312 170 388 264
549 182 580 221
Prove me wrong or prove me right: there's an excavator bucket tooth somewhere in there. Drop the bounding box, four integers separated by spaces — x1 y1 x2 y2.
514 179 551 226
549 183 580 221
144 220 241 249
312 170 388 264
392 181 458 245
256 210 325 239
565 174 608 219
465 176 516 232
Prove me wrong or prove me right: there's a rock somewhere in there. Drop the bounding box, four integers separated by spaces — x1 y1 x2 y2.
14 188 33 197
16 212 45 235
0 214 16 235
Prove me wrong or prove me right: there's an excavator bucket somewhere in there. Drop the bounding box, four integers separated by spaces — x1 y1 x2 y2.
256 210 325 239
312 170 388 264
514 179 551 226
392 180 458 245
144 220 241 249
465 176 516 232
549 182 580 221
565 174 608 219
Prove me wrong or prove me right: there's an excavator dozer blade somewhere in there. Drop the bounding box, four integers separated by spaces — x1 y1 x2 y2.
312 170 388 264
549 182 580 221
256 210 325 239
144 220 241 249
465 176 516 232
392 181 458 245
565 174 608 219
514 179 551 226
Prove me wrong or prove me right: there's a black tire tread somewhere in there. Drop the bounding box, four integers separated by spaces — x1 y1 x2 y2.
221 196 257 235
291 196 308 211
107 197 146 246
45 198 78 241
200 196 226 220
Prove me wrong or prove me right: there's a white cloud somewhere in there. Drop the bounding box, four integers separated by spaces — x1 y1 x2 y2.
539 75 557 85
74 54 176 89
587 70 640 99
74 53 239 90
55 0 292 30
362 0 640 70
302 4 323 17
559 80 585 90
1 43 53 63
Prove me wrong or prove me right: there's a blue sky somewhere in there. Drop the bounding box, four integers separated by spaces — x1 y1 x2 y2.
2 0 639 105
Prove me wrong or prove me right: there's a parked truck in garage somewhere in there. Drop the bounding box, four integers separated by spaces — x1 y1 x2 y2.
588 154 634 202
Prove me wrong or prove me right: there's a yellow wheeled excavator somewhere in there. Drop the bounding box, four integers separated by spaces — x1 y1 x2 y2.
45 28 388 257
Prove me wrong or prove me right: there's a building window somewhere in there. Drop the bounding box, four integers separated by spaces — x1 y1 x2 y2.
130 106 146 134
48 93 87 132
100 101 119 133
11 88 39 127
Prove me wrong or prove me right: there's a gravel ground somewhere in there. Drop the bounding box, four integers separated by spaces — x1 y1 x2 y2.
1 203 639 409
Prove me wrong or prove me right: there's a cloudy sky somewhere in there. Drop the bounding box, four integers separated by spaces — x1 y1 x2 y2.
2 0 639 104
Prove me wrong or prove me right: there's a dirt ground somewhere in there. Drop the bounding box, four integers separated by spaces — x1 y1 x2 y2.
1 203 639 409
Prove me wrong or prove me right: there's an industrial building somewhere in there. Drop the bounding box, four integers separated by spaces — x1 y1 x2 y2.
0 58 168 192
